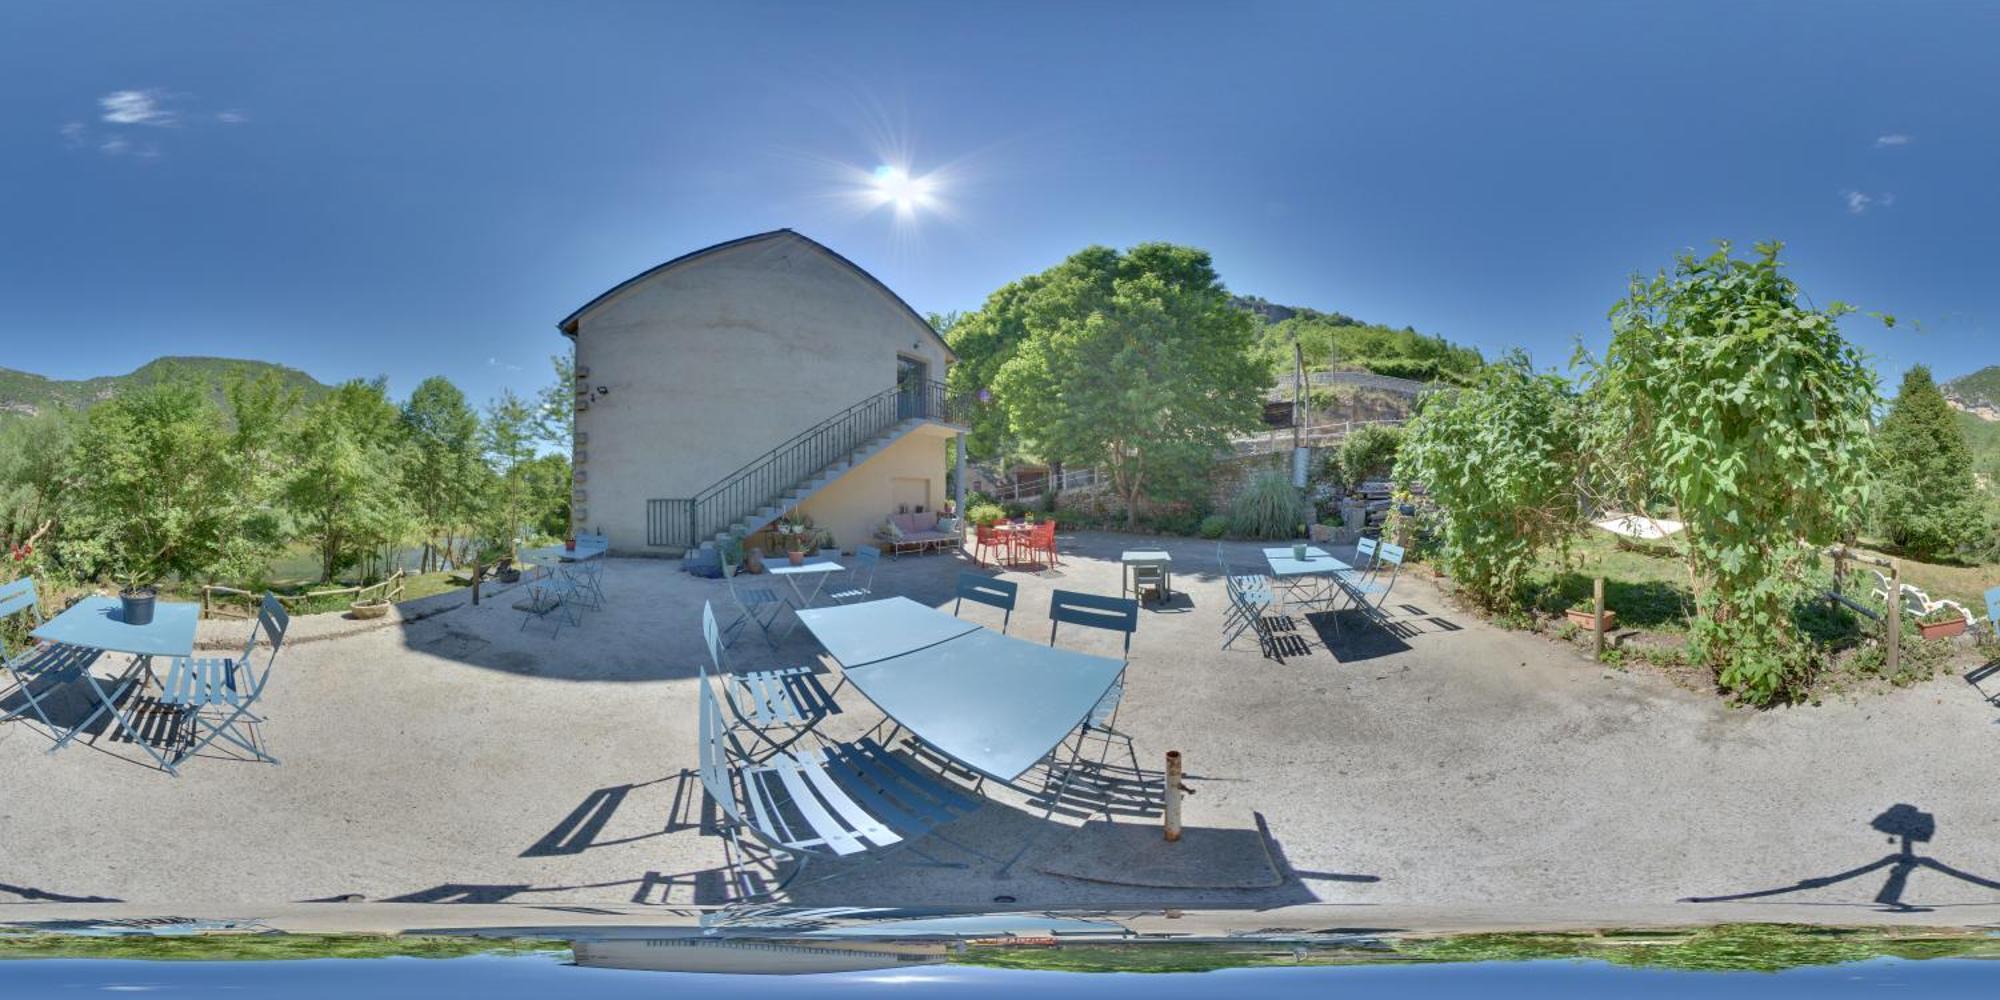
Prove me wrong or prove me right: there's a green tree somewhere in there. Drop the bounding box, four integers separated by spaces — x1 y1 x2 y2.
481 388 541 547
222 367 303 577
284 379 408 582
0 409 79 556
945 274 1050 461
990 243 1267 527
1873 365 1984 559
533 352 575 450
401 376 486 572
61 373 240 586
1585 241 1880 705
1396 354 1582 610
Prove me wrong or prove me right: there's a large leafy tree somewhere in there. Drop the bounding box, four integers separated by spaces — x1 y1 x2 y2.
481 388 541 547
990 243 1267 526
944 276 1049 462
61 374 241 585
1585 242 1879 705
401 376 486 571
1873 365 1984 559
223 368 304 576
284 379 409 582
1396 354 1583 610
533 352 575 450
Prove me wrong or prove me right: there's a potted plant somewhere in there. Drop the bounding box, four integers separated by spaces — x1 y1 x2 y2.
1564 604 1618 632
718 537 744 578
1291 541 1309 561
775 514 815 566
1916 606 1969 640
818 531 839 558
116 558 159 627
564 533 577 552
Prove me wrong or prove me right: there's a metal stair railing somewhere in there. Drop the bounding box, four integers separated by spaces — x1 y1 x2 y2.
646 380 973 550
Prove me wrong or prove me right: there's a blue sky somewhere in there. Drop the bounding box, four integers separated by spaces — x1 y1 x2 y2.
3 1 1995 408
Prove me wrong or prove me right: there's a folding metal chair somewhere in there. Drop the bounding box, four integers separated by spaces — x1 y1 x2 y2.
695 667 978 899
0 578 104 733
1986 586 2000 636
159 593 290 769
722 571 788 650
826 545 881 604
952 573 1017 633
1047 590 1138 733
1337 540 1405 623
701 601 839 752
518 571 583 638
572 532 609 603
1214 539 1272 595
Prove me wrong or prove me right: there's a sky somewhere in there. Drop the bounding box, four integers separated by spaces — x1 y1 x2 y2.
3 0 1997 409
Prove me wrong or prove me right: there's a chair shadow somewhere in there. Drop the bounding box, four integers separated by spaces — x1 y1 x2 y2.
0 882 123 904
1681 803 2000 913
519 774 681 857
1302 612 1413 663
1965 660 2000 706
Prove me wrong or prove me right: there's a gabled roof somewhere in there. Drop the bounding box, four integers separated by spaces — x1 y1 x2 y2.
555 228 955 360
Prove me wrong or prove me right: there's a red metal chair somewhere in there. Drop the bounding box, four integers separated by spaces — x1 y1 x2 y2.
973 522 1010 567
1026 520 1059 567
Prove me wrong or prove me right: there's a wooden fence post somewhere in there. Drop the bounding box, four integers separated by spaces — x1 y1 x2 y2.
472 561 483 606
1163 750 1184 842
1592 576 1607 658
1886 560 1901 676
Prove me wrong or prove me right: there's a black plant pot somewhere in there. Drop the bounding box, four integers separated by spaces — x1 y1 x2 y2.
119 587 157 626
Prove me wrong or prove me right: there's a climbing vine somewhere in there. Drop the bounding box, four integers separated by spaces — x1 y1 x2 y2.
1583 242 1880 705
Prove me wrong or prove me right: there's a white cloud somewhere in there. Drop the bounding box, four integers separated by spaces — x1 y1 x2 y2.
487 357 524 372
99 135 131 155
1874 133 1912 147
215 109 249 125
1842 189 1895 214
59 121 86 146
99 89 178 126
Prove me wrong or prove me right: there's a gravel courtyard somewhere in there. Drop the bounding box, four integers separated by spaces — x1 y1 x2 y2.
3 531 1998 922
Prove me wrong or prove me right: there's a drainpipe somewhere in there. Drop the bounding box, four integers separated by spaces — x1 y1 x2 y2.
954 432 967 522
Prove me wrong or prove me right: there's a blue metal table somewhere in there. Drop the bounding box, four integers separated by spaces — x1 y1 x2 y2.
1262 546 1354 611
519 541 607 563
796 598 1123 782
30 596 199 772
795 597 979 667
1120 549 1173 602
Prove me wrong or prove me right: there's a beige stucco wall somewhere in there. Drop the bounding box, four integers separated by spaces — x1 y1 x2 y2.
565 233 953 552
784 424 957 557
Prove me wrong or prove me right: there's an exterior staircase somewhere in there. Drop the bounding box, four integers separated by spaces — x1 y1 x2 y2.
689 417 935 557
646 380 971 559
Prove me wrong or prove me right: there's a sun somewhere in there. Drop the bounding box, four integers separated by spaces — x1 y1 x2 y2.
866 163 938 218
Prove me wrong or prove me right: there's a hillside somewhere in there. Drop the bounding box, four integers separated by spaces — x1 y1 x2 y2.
0 357 332 419
1236 296 1486 385
1944 365 2000 421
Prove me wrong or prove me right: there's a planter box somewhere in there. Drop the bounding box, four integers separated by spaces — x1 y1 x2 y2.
1564 608 1618 631
350 600 390 620
1918 617 1967 640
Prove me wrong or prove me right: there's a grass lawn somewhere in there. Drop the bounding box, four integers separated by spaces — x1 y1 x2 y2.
1523 531 1999 632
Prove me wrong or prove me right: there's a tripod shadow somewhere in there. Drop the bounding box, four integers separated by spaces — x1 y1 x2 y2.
1682 804 2000 913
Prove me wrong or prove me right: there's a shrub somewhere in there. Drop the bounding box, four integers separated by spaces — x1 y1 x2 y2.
1396 354 1582 612
1198 514 1230 539
1229 470 1309 539
1335 424 1404 489
965 503 1007 527
1586 241 1880 706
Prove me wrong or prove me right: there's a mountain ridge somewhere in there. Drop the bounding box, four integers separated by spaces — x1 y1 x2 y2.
0 356 333 419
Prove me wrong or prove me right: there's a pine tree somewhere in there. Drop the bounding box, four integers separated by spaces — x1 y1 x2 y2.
1874 365 1982 559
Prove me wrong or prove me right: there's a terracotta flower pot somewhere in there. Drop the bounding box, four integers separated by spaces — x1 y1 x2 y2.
1565 608 1617 631
787 551 805 566
1918 617 1966 640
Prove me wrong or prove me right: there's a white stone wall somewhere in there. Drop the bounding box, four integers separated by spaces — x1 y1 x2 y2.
567 233 952 553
